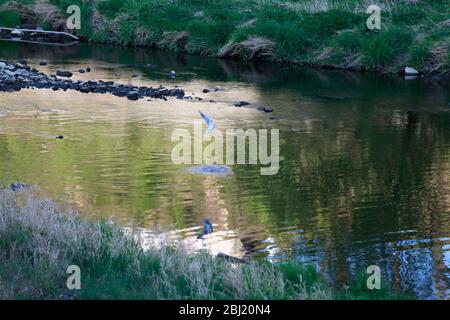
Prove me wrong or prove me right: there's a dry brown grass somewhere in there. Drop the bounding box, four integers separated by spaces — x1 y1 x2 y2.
424 44 450 74
0 188 332 300
1 0 66 30
218 37 275 61
158 31 189 51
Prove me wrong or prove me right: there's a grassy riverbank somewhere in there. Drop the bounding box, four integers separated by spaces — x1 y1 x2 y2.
0 0 449 74
0 188 411 300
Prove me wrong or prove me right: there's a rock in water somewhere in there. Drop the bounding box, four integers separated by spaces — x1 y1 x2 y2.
257 106 273 113
56 70 73 78
39 61 48 66
127 91 140 100
405 66 419 75
234 101 250 107
170 70 176 78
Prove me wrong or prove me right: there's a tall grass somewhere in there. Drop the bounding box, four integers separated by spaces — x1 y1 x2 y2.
0 188 335 299
0 189 413 299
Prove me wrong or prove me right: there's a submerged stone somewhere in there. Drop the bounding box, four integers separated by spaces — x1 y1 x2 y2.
56 70 73 78
235 100 250 107
257 106 273 113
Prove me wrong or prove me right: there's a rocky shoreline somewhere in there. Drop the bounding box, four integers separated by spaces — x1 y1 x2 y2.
0 60 185 100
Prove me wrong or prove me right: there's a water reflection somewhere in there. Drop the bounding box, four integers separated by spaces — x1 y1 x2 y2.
0 42 449 299
130 174 245 259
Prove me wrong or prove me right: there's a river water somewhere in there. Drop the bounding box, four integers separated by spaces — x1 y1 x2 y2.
0 42 449 299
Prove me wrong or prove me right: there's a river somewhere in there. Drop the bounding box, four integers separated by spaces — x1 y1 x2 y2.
0 42 449 299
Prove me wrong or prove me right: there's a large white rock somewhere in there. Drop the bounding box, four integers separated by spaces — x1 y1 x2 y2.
0 62 6 69
405 66 419 75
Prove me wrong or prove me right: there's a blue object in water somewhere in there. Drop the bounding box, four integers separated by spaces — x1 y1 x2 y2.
10 182 30 191
186 165 231 175
197 218 214 239
199 110 215 135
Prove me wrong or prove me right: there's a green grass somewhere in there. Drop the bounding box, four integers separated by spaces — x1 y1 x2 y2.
0 10 20 27
0 189 412 300
362 28 413 70
1 0 449 73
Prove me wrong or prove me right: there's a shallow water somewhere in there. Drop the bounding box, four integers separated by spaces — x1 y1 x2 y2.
0 42 449 299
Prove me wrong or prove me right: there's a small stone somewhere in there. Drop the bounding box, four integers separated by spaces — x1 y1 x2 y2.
56 70 73 78
39 61 48 66
127 91 140 100
235 101 250 107
202 88 210 93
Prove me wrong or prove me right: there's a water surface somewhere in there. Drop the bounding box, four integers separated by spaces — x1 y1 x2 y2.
0 42 449 299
